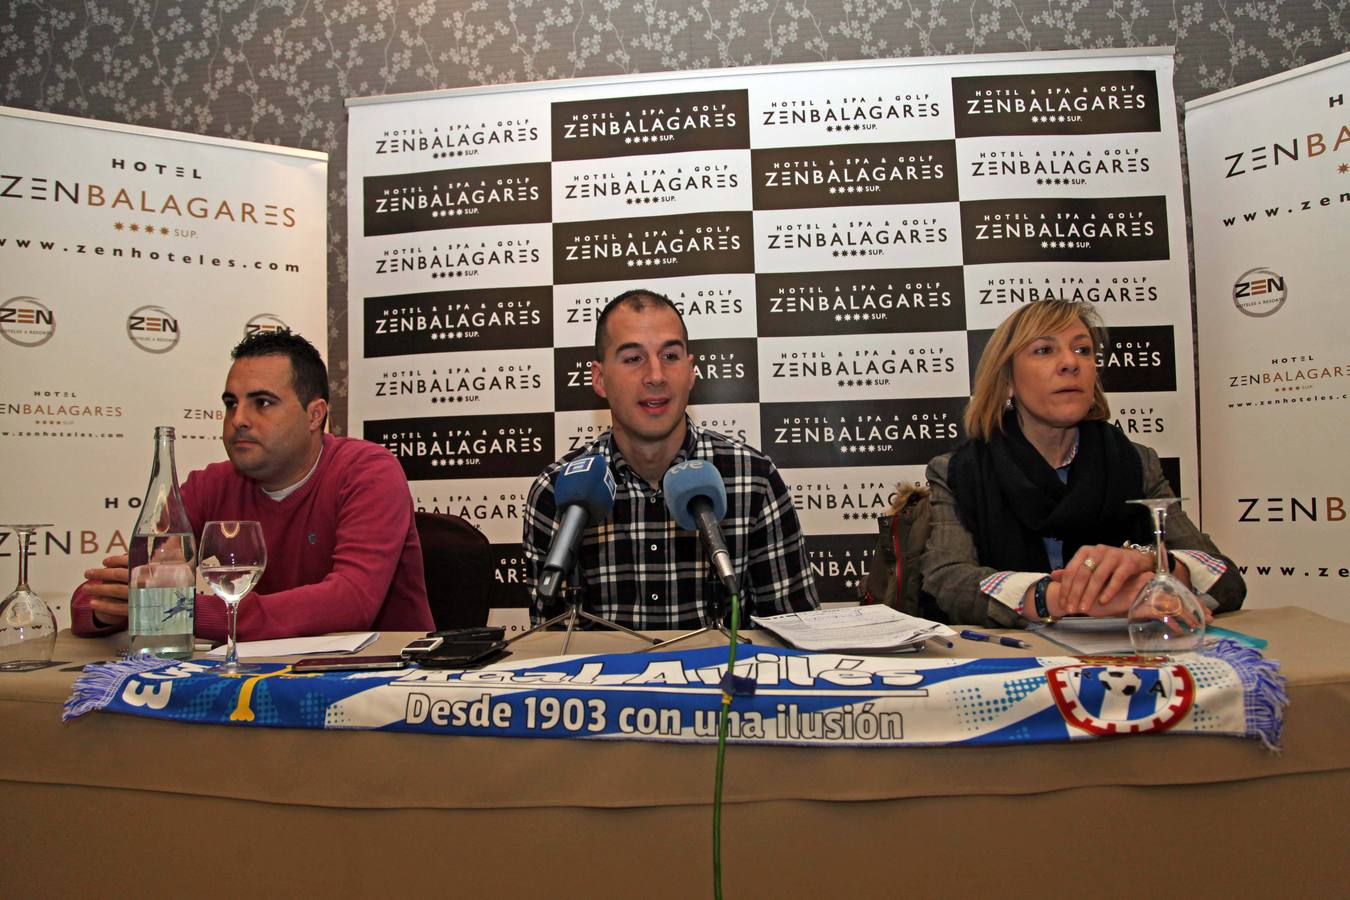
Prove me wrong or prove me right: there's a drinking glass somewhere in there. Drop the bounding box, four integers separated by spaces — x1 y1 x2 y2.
0 523 58 669
1126 498 1206 655
198 521 267 674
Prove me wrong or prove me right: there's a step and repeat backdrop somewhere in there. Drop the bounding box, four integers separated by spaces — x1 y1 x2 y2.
1188 52 1350 622
346 49 1195 613
0 108 327 625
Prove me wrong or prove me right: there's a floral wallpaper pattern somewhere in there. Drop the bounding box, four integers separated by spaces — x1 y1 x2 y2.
4 0 1346 432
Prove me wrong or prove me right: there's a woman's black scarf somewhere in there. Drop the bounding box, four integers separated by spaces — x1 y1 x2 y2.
949 412 1151 572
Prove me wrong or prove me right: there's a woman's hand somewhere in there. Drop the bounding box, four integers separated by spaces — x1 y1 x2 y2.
1054 545 1155 616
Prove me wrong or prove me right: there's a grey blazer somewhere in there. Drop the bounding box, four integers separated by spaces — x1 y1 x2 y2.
922 442 1246 627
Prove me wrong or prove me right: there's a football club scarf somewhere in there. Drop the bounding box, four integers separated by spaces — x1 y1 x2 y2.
64 640 1286 749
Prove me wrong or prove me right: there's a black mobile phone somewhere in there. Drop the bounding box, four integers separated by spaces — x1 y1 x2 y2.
431 626 506 642
416 640 509 670
292 654 410 673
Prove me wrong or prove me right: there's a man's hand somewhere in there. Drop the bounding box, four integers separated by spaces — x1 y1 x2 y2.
82 553 130 625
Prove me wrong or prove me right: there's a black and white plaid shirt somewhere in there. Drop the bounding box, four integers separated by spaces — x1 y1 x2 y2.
523 420 819 630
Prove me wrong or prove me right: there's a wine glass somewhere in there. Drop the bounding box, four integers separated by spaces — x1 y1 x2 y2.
0 523 58 669
1126 498 1206 655
198 521 267 675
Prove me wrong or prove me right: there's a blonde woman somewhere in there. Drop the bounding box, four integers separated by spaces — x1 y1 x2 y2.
922 300 1245 626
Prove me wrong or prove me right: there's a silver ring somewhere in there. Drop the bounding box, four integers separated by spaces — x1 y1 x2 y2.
1083 557 1099 572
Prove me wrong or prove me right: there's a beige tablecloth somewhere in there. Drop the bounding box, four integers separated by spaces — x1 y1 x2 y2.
3 606 1347 897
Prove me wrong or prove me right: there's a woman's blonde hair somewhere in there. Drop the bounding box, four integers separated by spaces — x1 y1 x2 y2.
963 299 1111 441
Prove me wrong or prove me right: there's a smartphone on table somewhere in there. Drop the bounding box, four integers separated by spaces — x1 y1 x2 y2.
417 640 509 669
292 654 409 673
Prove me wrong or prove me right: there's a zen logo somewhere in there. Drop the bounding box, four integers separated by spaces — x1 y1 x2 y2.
128 315 177 332
0 296 56 347
127 304 181 353
245 313 289 336
0 307 51 324
1232 267 1287 317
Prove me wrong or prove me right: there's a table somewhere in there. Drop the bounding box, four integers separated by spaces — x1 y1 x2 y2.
3 607 1347 898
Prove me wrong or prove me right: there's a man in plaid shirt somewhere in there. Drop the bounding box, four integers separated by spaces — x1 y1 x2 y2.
523 289 819 630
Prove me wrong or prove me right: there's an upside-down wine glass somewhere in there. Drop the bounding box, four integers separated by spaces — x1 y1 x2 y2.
0 523 58 669
1126 498 1206 655
197 521 267 674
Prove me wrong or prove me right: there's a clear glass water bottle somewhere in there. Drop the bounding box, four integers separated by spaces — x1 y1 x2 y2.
128 426 197 660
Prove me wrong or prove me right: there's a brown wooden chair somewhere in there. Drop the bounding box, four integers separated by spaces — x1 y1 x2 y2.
413 511 493 630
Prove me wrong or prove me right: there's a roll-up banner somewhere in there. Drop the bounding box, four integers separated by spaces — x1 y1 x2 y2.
1187 53 1350 622
346 49 1196 617
0 108 328 626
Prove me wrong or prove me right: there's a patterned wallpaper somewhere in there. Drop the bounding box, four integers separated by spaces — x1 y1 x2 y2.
4 0 1346 433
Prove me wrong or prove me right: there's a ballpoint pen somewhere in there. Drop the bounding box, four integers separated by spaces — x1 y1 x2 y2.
959 629 1033 650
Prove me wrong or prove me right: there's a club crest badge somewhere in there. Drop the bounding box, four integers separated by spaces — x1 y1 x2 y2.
1046 662 1195 736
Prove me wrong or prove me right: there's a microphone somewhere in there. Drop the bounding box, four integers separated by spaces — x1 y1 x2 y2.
538 455 616 601
663 460 738 596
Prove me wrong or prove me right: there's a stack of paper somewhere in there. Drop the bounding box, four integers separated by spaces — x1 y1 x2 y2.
751 606 956 652
203 632 379 659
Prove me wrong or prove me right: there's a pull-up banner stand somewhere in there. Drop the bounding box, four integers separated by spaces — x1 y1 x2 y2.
1187 52 1350 622
0 108 328 626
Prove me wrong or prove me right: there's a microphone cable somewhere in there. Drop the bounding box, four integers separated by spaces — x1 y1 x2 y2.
712 590 742 900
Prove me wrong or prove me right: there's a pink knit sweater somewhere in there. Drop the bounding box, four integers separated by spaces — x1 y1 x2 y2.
71 434 432 642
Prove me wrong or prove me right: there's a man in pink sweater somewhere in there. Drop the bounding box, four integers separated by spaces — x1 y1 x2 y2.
72 330 433 642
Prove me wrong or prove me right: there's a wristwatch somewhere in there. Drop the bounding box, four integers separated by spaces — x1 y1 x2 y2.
1033 575 1055 623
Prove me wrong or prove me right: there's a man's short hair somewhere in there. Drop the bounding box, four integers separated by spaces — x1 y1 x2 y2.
230 329 330 407
594 289 689 359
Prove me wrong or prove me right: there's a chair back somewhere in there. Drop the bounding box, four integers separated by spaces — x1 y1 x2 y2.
414 511 493 629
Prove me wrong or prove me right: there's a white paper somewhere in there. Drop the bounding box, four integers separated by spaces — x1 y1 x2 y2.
203 632 378 659
1032 625 1134 656
752 606 955 652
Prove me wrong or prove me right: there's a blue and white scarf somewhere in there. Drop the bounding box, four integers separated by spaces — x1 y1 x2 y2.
64 641 1286 749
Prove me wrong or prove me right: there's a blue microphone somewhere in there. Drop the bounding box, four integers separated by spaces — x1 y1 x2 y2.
539 455 616 600
663 460 737 595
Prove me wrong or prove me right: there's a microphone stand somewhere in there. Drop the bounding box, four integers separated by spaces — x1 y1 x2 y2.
647 584 751 652
508 560 659 655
